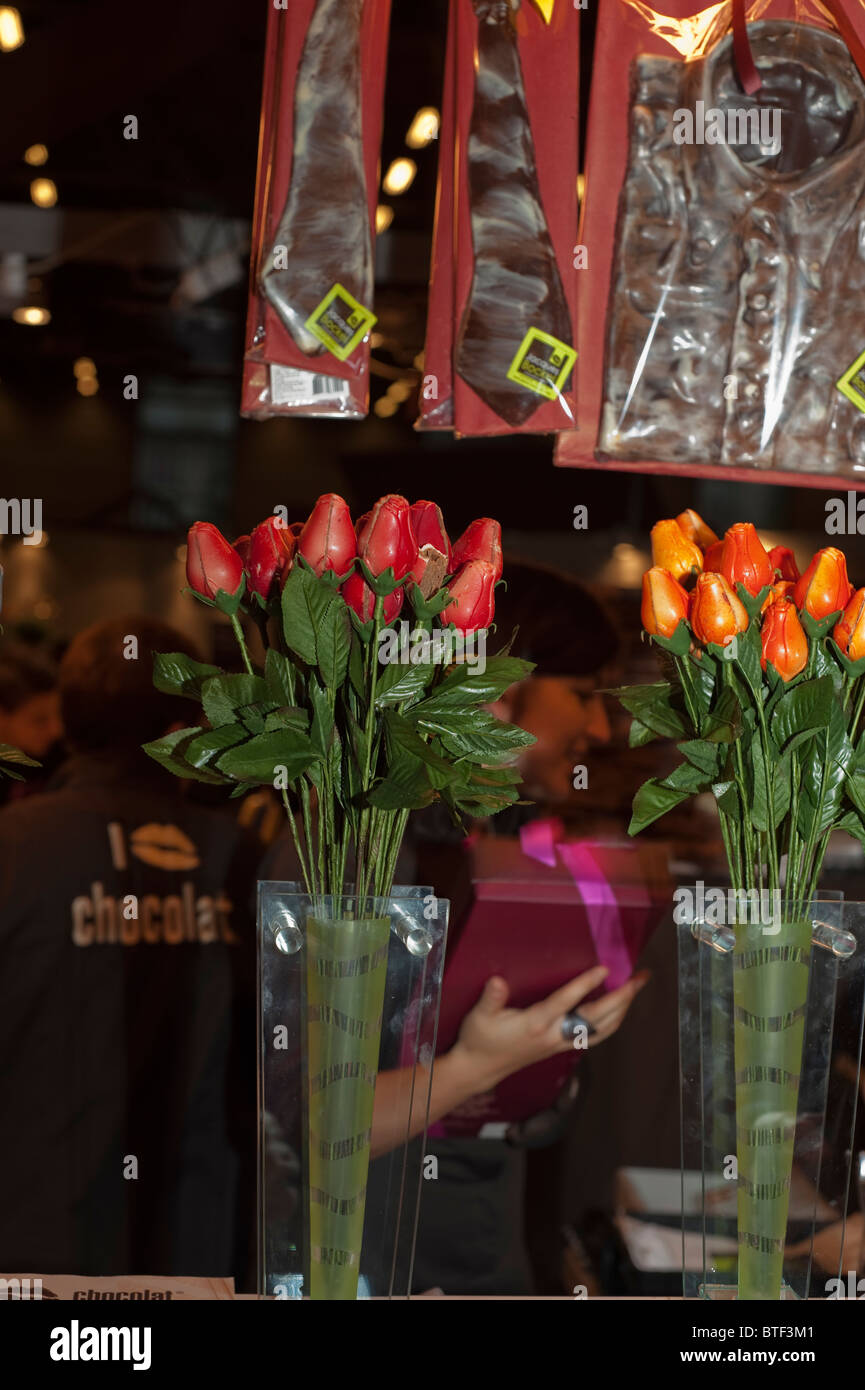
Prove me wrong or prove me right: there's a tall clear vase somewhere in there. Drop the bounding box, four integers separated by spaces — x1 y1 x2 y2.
258 884 448 1300
678 898 865 1300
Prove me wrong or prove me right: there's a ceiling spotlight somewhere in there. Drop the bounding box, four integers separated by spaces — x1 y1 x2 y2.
374 396 399 419
375 204 394 235
24 143 48 166
388 379 414 404
382 158 417 197
12 305 50 326
77 376 99 397
0 7 24 52
74 357 97 380
30 178 58 209
406 107 440 150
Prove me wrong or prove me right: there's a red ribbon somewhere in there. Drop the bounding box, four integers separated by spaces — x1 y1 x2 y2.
731 0 762 95
822 0 865 83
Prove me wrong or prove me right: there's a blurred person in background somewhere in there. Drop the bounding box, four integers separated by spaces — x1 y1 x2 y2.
0 617 258 1284
0 641 64 806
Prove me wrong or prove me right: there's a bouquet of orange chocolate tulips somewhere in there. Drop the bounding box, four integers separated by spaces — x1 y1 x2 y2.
616 510 865 1300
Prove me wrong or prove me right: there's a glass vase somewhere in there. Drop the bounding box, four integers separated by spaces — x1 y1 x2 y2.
258 884 448 1300
678 896 865 1300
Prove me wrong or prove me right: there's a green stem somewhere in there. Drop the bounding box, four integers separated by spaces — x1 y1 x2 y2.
281 789 312 896
230 613 254 675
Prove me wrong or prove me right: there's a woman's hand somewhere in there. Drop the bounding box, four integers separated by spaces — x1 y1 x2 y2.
447 966 650 1096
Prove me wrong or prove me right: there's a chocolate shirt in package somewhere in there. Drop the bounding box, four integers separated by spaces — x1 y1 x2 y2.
599 22 865 477
260 0 371 358
453 0 577 433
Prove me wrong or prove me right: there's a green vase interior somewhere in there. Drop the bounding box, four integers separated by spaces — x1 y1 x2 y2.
305 913 391 1301
732 919 812 1301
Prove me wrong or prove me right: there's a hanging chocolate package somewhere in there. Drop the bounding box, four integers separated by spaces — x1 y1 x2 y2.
557 0 865 488
241 0 391 420
444 0 580 437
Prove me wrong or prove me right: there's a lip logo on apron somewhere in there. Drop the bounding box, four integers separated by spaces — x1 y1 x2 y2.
128 824 200 872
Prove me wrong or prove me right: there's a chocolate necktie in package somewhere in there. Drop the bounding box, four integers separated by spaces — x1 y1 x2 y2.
241 0 391 419
419 0 579 437
556 0 865 488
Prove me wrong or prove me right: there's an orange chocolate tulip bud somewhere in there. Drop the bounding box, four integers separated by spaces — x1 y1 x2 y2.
690 572 749 647
650 519 702 583
761 579 795 613
641 567 690 638
793 547 854 620
676 509 718 551
720 522 774 598
767 545 800 584
833 588 865 662
703 540 724 573
761 600 808 681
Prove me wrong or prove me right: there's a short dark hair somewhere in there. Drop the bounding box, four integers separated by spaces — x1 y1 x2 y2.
0 643 58 713
60 616 202 752
493 560 619 676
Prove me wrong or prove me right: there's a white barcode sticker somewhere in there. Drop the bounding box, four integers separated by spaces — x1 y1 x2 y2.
270 364 352 407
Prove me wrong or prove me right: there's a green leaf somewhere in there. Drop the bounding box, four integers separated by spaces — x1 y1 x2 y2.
771 675 834 750
686 651 718 718
802 702 854 836
731 621 763 698
384 712 456 788
217 730 318 784
375 657 437 708
661 761 711 795
677 739 720 776
0 743 39 768
704 686 743 743
713 780 740 818
281 564 332 667
414 656 534 714
435 712 535 766
348 632 366 701
201 674 270 728
142 728 226 784
184 724 248 768
827 638 865 679
611 682 686 740
368 761 435 810
628 779 692 834
262 706 309 733
628 719 658 748
264 648 296 706
650 620 691 656
837 810 865 849
153 652 221 700
316 595 351 689
309 681 334 760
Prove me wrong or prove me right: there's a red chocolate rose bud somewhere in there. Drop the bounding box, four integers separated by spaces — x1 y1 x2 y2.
703 540 724 573
341 571 404 625
793 547 853 620
761 600 808 681
233 534 251 567
641 567 690 638
767 545 799 584
440 560 497 634
409 500 452 568
650 519 702 583
451 517 503 581
833 588 865 661
248 516 295 602
720 522 773 597
186 522 244 601
297 494 357 578
357 494 418 580
675 509 718 551
690 572 749 648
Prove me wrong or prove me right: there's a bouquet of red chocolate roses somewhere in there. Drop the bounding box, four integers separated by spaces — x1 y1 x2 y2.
145 494 534 902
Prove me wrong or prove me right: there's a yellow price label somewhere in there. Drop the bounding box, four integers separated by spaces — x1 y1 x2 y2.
531 0 555 21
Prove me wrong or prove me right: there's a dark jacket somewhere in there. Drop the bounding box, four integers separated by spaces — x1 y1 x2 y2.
0 751 258 1279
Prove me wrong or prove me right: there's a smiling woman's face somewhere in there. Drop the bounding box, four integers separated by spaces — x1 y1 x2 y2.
497 675 612 806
